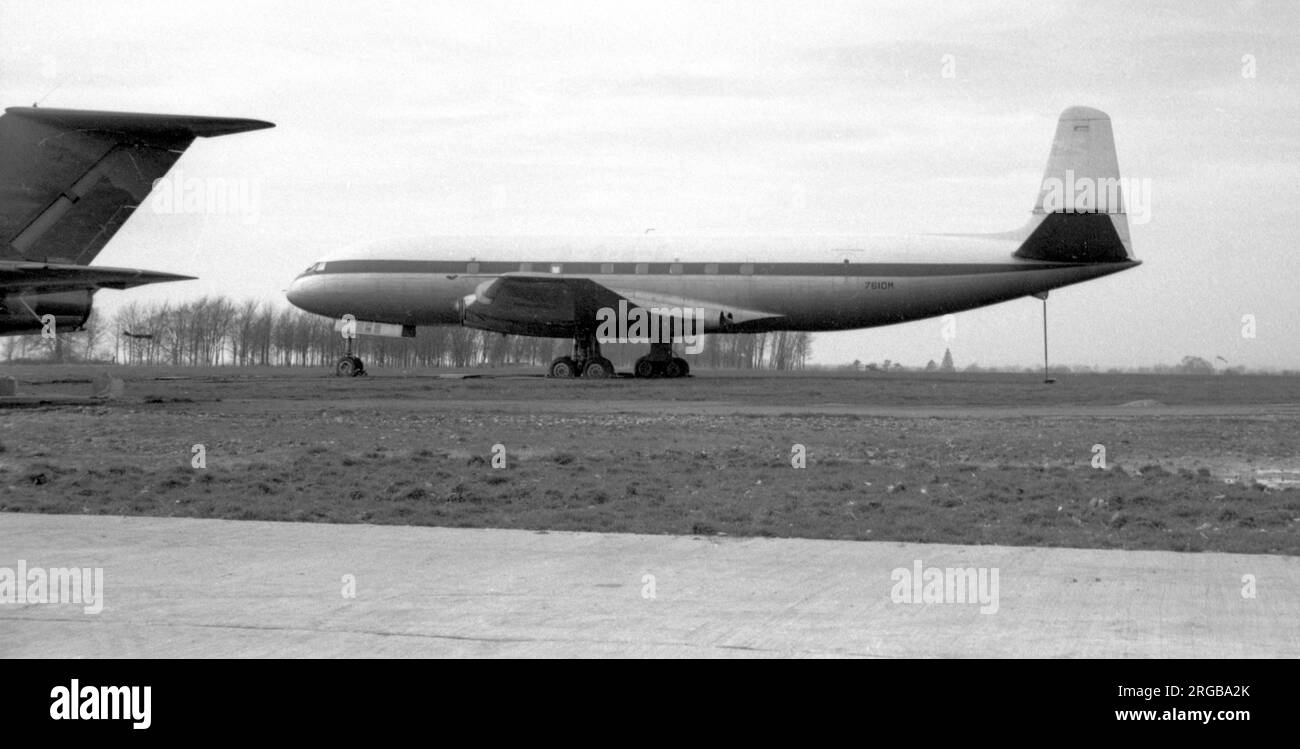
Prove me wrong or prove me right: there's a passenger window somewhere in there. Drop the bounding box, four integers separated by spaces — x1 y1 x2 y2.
740 264 754 275
635 263 649 274
467 262 480 274
669 263 683 275
550 264 563 274
601 263 614 274
519 262 533 272
704 263 718 274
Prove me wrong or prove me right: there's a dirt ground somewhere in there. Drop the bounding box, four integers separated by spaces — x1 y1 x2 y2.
3 365 1298 555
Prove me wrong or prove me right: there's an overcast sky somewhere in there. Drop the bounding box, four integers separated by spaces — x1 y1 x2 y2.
2 0 1296 369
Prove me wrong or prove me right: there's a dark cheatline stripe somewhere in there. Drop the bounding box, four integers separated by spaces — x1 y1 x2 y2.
310 259 1100 278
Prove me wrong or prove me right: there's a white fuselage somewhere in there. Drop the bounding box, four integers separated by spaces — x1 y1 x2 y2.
285 234 1138 334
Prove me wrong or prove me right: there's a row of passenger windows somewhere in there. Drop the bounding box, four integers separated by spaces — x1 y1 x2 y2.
467 263 755 275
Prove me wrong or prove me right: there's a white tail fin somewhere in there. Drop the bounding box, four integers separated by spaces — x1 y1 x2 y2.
1016 107 1134 263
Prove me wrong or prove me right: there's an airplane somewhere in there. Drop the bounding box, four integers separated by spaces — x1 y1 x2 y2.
286 106 1139 379
0 106 274 336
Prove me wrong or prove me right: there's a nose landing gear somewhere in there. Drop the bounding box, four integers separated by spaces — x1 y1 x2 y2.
335 335 366 377
336 355 365 377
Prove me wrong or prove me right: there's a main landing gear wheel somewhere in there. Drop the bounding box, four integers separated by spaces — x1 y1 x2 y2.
335 356 365 377
549 356 578 378
583 357 615 379
634 347 689 378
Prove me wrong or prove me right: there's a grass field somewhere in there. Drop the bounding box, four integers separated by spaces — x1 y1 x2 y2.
3 365 1298 555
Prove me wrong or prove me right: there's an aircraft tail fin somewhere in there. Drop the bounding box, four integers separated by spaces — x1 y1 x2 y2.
1014 107 1134 263
0 107 274 265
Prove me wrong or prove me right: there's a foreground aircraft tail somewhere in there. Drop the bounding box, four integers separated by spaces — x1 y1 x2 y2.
0 107 272 336
1014 106 1134 264
0 106 274 265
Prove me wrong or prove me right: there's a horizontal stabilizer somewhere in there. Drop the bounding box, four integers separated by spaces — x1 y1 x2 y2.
0 261 194 294
3 107 274 139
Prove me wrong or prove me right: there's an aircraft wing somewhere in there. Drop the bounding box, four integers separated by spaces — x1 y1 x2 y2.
0 106 274 264
0 260 194 294
461 273 783 335
460 273 622 336
604 286 783 330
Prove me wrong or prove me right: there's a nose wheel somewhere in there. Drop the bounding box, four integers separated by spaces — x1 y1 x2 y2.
335 327 366 377
336 355 365 377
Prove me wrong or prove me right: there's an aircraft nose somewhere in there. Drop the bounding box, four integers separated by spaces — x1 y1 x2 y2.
286 274 318 311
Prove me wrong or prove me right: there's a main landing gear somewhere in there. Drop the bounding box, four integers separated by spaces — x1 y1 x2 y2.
634 342 690 379
547 337 690 379
548 332 614 379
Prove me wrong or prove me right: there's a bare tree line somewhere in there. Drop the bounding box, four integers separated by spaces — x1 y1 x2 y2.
0 295 812 371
